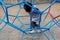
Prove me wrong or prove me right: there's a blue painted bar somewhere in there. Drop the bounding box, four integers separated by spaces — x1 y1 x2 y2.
38 19 60 34
0 0 9 22
5 8 9 22
20 33 24 40
41 20 53 28
8 22 26 33
53 20 60 27
1 4 6 14
6 2 23 8
8 14 29 17
42 0 56 13
43 32 50 40
12 7 21 23
43 13 48 21
0 24 7 31
17 17 25 26
0 16 5 24
30 32 37 40
0 18 26 33
48 19 60 29
0 2 6 24
48 30 56 40
0 0 1 2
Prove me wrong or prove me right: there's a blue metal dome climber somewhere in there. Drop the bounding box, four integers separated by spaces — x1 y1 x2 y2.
0 0 60 40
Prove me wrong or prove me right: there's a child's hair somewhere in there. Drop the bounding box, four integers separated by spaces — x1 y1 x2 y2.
24 2 32 12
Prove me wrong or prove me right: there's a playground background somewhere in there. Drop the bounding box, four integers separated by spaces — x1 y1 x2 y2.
0 0 60 40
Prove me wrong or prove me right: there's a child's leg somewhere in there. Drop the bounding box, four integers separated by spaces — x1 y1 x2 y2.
29 18 40 33
32 17 39 28
32 17 41 33
31 21 40 33
31 21 38 28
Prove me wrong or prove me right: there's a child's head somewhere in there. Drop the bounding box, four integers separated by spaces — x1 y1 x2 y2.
24 2 32 12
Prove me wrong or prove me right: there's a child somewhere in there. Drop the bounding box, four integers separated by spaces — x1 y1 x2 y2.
24 2 42 33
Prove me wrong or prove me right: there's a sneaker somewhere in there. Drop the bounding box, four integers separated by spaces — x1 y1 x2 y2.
30 30 36 33
37 30 41 33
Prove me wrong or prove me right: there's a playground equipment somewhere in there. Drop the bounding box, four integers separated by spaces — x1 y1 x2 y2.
0 0 60 40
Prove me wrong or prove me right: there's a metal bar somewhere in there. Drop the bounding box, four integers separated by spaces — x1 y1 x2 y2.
42 0 56 13
8 14 29 17
43 32 50 40
6 2 23 8
0 18 26 33
0 24 7 31
5 7 9 22
48 30 56 40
